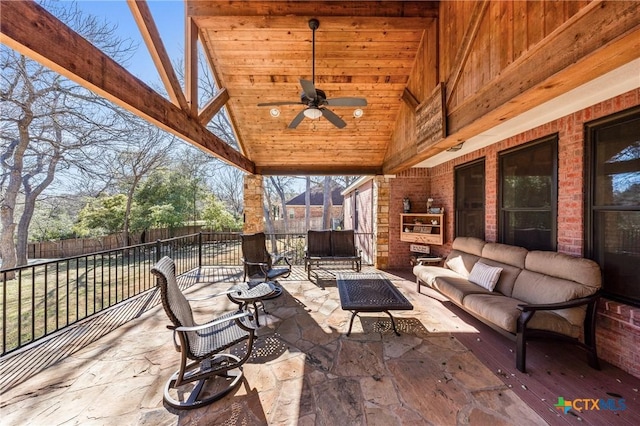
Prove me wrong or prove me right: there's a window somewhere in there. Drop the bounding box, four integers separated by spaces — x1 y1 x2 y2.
289 211 295 219
455 159 485 239
586 106 640 306
499 135 558 251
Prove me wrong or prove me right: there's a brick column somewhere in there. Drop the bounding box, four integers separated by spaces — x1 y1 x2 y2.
374 175 391 269
243 174 264 234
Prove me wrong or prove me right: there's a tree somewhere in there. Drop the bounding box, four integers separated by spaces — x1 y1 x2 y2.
97 127 174 245
133 168 203 231
210 165 245 218
0 1 135 269
74 194 127 237
201 195 241 231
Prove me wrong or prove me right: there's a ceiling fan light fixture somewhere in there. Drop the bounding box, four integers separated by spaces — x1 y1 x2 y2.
353 108 364 118
303 107 323 120
269 108 280 117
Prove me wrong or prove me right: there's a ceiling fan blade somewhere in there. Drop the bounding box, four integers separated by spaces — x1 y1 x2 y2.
288 110 306 129
257 101 303 107
299 79 317 100
326 97 368 107
321 108 346 129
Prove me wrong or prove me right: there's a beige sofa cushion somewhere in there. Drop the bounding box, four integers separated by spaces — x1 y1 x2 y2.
452 237 486 256
443 237 486 277
525 251 601 290
462 294 522 333
434 276 494 305
481 243 528 269
512 269 597 306
462 294 583 337
413 265 462 287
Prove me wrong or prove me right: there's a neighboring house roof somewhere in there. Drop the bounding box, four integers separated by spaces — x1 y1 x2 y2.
287 186 344 206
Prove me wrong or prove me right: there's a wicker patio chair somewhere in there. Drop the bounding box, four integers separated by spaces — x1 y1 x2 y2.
151 256 256 409
240 232 291 292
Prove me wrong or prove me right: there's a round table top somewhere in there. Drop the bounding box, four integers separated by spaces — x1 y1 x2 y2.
228 281 278 301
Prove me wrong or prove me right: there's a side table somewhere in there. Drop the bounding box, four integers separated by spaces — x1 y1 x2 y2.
227 281 278 326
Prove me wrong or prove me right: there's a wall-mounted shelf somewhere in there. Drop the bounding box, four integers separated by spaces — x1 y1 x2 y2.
400 213 444 245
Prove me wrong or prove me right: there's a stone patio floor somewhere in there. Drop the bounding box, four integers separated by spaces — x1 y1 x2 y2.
0 266 637 425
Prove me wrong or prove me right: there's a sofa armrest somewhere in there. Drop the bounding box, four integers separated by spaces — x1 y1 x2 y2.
517 291 601 312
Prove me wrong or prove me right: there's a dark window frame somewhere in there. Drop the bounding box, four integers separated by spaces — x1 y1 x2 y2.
454 158 486 239
584 105 640 307
498 134 558 251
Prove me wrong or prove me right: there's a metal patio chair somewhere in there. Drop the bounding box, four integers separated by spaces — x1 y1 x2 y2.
151 256 256 409
240 232 291 297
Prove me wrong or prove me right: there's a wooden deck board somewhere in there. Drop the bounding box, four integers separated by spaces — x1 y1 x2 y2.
391 267 640 425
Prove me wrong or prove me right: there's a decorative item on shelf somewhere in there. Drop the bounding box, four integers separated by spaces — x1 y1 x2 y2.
403 197 411 213
427 198 433 211
431 220 438 225
428 207 442 214
404 227 410 233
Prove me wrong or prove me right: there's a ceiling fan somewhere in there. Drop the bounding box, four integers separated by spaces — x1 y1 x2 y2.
257 18 367 129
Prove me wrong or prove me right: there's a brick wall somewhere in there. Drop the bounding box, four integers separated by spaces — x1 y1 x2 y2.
388 168 430 268
387 88 640 377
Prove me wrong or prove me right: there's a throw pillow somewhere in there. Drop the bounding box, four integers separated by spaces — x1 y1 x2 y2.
445 255 468 277
468 262 503 291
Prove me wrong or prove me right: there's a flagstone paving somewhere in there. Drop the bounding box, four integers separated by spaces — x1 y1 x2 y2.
1 267 546 425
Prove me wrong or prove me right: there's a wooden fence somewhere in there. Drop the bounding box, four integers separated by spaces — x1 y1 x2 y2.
27 226 205 259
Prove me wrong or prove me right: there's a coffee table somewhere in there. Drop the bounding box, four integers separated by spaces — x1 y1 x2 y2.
336 273 413 336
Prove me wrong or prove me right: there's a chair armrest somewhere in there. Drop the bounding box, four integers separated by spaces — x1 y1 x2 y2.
241 258 269 267
517 292 601 312
273 254 292 266
170 311 253 332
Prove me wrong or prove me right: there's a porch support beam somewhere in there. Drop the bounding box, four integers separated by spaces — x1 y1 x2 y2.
0 0 255 173
199 88 229 125
126 0 188 111
185 16 199 117
255 165 382 176
384 0 640 174
243 174 264 234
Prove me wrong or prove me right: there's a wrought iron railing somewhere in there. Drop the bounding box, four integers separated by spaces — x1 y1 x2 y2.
0 231 372 356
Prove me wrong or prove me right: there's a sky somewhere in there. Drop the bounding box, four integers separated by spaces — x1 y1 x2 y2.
67 0 186 86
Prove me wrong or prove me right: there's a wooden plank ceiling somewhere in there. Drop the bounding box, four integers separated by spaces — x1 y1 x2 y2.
188 1 437 175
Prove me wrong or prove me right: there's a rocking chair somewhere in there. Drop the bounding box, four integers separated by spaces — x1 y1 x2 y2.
151 256 256 409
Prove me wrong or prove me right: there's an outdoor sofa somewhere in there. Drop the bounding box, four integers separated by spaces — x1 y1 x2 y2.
304 229 362 280
413 237 602 373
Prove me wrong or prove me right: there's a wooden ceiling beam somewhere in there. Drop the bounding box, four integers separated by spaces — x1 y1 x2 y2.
0 0 254 173
199 88 229 125
126 0 188 111
185 16 199 117
187 1 437 18
255 164 382 176
193 16 433 32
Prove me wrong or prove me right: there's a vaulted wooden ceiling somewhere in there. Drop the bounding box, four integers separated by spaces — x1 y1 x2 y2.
189 2 437 175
